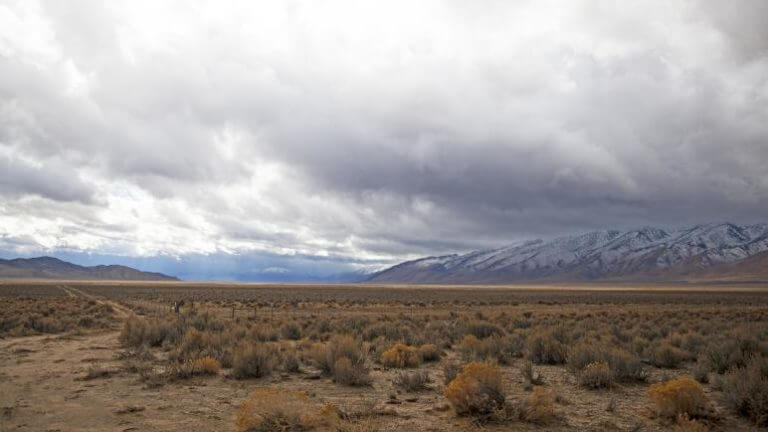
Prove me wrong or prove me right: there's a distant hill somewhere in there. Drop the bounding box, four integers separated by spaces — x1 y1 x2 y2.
368 223 768 284
0 256 179 281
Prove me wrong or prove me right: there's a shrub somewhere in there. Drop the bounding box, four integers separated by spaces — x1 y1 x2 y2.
705 337 762 374
190 356 221 376
464 321 504 339
120 315 175 348
232 342 279 379
693 360 709 384
235 388 339 432
418 344 441 362
496 333 526 363
280 347 301 373
521 360 543 386
331 357 371 386
394 370 432 392
459 333 525 365
608 349 647 382
441 359 462 385
648 377 710 419
328 335 368 366
380 343 421 368
652 343 690 369
444 362 505 415
527 330 567 364
308 335 369 376
458 334 483 360
721 356 768 426
170 329 232 366
567 341 604 372
307 342 333 373
578 361 614 389
568 342 646 382
280 322 302 340
519 387 556 424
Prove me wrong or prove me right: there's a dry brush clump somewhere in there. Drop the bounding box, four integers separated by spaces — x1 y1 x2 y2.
568 341 646 386
189 356 221 375
380 343 421 368
444 362 505 416
578 361 614 389
518 386 557 424
441 359 462 385
651 343 691 369
120 314 180 348
648 377 713 420
235 388 340 432
458 333 525 364
527 329 568 365
308 335 371 386
394 370 432 392
232 342 279 379
418 344 441 362
721 355 768 426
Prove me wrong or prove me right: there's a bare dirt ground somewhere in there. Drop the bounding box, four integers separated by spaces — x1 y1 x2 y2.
1 281 766 431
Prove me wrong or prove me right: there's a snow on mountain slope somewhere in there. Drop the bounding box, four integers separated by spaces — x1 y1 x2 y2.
367 223 768 283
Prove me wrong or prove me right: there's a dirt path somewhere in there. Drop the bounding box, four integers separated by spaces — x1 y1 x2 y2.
59 285 133 319
0 289 249 432
0 329 254 432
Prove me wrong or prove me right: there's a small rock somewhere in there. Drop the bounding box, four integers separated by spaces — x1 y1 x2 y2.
433 403 450 412
114 405 145 414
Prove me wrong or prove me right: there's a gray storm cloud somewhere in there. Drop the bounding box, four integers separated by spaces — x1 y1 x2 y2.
0 0 767 266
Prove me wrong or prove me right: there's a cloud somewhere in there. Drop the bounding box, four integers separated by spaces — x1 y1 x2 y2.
0 152 96 203
0 0 767 277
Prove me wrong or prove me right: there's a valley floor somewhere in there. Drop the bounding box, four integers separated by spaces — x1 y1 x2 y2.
1 281 767 431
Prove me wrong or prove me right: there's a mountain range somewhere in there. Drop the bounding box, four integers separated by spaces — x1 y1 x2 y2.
367 223 768 283
0 256 179 281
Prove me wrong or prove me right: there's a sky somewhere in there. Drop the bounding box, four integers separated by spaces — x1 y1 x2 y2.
0 1 767 280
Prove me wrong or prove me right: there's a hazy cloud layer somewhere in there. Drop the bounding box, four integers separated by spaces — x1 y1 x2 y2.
1 1 767 277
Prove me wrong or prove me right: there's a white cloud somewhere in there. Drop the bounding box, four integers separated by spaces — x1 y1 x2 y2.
0 0 766 271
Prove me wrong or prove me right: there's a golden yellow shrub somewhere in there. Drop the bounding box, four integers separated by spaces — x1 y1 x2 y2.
578 361 614 389
191 356 221 375
418 344 441 362
520 386 556 424
235 388 339 432
648 377 709 419
443 362 505 415
380 343 421 368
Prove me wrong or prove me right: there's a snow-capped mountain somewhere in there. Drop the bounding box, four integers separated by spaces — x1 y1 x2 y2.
367 223 768 283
